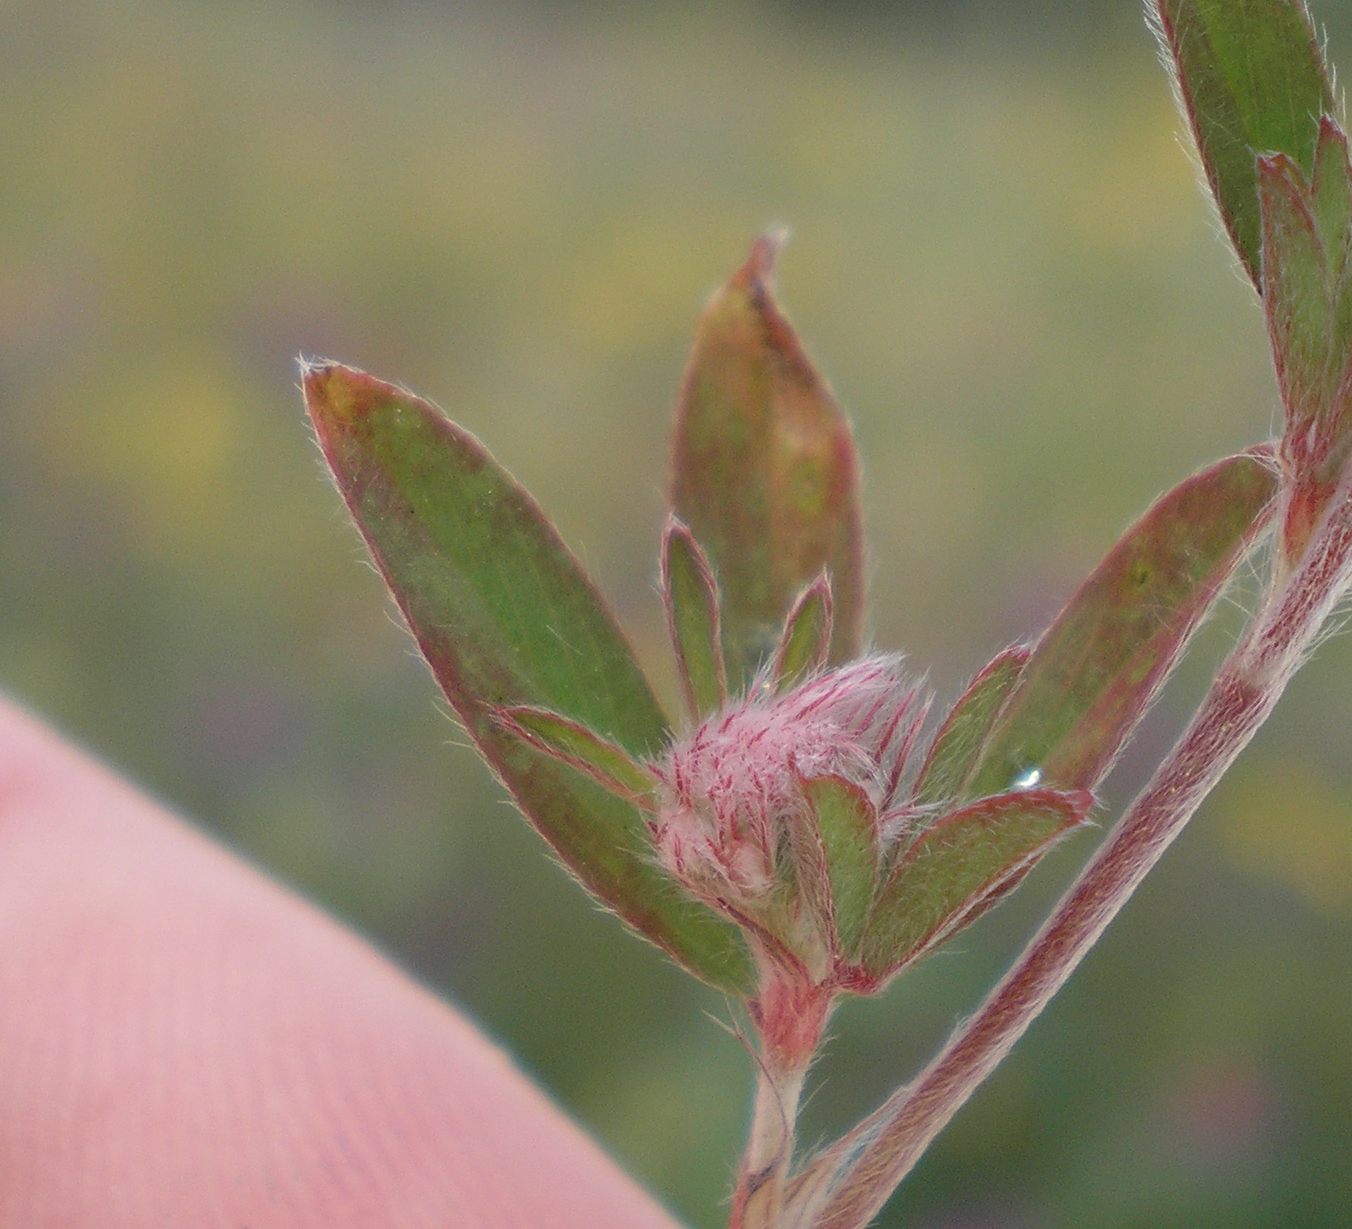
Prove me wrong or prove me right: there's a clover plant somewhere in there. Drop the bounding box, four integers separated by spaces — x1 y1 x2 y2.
303 3 1352 1224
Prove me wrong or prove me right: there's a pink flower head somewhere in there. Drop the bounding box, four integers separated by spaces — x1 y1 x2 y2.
649 656 927 914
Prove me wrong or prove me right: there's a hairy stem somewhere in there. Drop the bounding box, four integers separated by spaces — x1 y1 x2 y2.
799 493 1352 1229
728 1052 809 1229
729 964 834 1227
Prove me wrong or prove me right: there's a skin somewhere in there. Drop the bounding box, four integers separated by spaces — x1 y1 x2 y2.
0 696 680 1229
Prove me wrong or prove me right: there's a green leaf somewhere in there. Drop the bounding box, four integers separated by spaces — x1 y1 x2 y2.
1312 117 1352 276
913 645 1030 806
771 574 834 692
1316 120 1352 369
304 361 751 993
965 449 1277 799
671 234 864 691
859 788 1091 978
1152 0 1335 287
496 706 658 806
802 773 879 959
1259 151 1337 422
662 520 728 722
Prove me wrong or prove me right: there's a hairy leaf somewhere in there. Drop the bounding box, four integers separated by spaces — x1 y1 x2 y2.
496 706 657 806
662 520 728 721
304 362 751 992
772 574 834 692
966 449 1277 799
802 773 879 958
671 234 864 690
1312 117 1352 275
1260 151 1337 422
913 645 1030 806
1152 0 1334 287
859 789 1091 978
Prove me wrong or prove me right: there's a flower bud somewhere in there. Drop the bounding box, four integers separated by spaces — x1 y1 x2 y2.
650 657 925 963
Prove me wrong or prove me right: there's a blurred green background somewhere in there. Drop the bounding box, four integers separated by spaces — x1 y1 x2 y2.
5 0 1352 1224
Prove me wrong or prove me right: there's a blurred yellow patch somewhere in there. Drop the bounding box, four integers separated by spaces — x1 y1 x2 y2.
1220 757 1352 912
42 352 242 557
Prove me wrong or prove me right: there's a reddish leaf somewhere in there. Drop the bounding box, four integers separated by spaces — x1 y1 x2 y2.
662 520 728 722
1152 0 1334 288
801 773 879 960
859 789 1092 978
495 706 658 808
771 574 834 693
671 234 864 691
913 645 1030 806
304 362 751 992
966 450 1277 799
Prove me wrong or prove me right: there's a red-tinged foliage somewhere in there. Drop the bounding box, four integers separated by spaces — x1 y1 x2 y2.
304 362 753 993
671 235 865 691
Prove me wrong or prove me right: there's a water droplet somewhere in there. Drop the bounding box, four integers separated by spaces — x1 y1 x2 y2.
1011 767 1042 790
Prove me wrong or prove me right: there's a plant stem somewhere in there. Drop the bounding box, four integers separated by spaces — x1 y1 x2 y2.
729 961 834 1228
798 494 1352 1229
728 1052 809 1229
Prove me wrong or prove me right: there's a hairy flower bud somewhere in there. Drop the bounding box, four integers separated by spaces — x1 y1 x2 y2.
650 657 925 934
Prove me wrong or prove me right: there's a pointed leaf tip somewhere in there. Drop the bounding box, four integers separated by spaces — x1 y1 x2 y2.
965 449 1277 799
671 239 864 691
495 706 658 807
303 360 384 427
733 228 789 291
771 573 834 692
305 362 751 992
662 519 729 721
914 644 1030 806
800 773 879 959
1153 0 1335 287
859 787 1091 979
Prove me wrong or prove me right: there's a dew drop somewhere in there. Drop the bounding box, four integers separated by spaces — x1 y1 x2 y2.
1011 766 1042 790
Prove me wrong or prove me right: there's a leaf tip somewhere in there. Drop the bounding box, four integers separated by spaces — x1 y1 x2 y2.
1258 149 1302 183
300 359 386 429
1318 113 1348 149
732 227 791 295
661 512 695 553
1061 787 1097 824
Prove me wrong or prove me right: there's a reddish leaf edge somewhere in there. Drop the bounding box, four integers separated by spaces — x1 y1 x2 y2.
855 787 1094 985
770 572 835 692
661 516 729 723
668 232 867 667
302 359 754 994
493 706 660 810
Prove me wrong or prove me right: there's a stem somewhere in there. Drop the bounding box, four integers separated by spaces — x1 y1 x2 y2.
728 1053 809 1229
729 968 833 1229
801 496 1352 1229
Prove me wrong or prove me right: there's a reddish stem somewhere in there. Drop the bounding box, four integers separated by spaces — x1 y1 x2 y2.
801 493 1352 1229
728 969 832 1229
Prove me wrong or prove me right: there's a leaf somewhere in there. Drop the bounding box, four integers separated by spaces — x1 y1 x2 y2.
1257 128 1352 562
964 449 1278 800
859 788 1091 978
671 233 864 691
771 573 834 692
1259 151 1337 424
1312 117 1352 276
662 520 728 722
495 706 658 806
801 774 879 959
1152 0 1335 288
1261 122 1352 431
304 361 751 993
913 645 1030 806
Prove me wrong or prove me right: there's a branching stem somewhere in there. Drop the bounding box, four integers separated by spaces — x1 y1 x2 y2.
793 491 1352 1229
